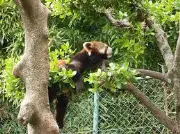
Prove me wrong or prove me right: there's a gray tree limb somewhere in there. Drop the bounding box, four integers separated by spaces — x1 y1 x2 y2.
125 83 179 133
137 69 169 83
104 9 130 28
146 18 174 71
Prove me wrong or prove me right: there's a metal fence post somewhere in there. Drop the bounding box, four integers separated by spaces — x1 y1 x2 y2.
93 92 99 134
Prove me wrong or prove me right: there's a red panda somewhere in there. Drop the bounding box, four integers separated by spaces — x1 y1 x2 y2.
48 41 112 128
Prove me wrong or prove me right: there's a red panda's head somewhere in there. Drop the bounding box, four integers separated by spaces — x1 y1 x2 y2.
83 41 112 59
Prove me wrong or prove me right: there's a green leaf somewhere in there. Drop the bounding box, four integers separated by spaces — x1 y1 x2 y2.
109 63 116 70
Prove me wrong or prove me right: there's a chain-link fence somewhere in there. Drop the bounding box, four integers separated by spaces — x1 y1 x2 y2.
62 78 175 134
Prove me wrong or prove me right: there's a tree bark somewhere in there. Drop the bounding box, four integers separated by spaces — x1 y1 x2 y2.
146 18 174 71
13 0 59 133
172 30 180 131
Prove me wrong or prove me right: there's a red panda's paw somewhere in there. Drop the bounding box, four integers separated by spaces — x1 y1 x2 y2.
56 60 67 69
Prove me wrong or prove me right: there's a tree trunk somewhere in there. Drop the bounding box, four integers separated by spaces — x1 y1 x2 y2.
13 0 59 133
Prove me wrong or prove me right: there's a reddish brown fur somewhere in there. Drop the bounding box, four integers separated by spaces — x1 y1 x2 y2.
56 60 66 68
49 41 112 128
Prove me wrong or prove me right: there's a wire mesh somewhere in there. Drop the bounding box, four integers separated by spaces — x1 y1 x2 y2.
62 78 175 134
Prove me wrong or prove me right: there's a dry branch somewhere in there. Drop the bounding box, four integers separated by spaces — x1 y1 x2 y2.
125 83 179 133
104 9 130 28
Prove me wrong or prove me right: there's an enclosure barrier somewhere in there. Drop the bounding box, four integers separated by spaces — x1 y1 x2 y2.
63 78 175 134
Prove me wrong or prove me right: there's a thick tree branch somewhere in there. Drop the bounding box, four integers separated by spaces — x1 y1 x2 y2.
137 69 169 83
125 83 179 133
146 18 174 71
104 9 130 28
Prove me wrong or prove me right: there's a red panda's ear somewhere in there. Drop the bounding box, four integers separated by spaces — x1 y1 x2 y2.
83 42 92 56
